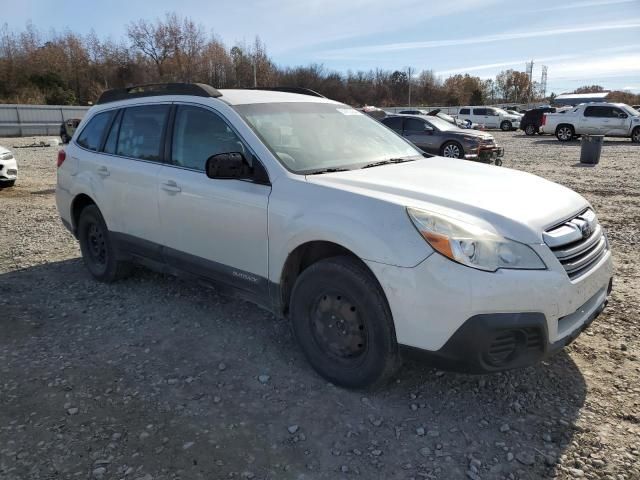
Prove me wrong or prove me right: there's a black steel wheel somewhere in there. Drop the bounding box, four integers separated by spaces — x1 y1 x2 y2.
290 256 400 389
78 204 131 282
524 124 536 135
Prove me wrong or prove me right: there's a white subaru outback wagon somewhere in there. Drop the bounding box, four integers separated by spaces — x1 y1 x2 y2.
56 83 613 388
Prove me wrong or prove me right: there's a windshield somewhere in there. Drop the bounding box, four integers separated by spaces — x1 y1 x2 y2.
493 108 509 115
624 105 640 116
233 102 422 173
425 116 460 131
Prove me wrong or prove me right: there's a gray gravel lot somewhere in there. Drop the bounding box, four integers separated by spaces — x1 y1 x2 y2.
0 132 639 480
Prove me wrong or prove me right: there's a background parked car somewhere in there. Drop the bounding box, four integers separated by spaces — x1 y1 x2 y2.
0 145 18 188
457 106 521 131
520 107 556 135
541 102 640 142
427 109 479 129
60 118 81 144
381 114 503 164
399 109 429 115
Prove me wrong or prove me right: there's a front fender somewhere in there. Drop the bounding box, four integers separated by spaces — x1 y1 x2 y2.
267 178 433 282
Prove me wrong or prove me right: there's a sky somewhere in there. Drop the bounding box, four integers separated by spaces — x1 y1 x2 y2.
5 0 640 94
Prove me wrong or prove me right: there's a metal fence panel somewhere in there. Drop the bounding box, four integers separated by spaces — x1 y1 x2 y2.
0 104 90 137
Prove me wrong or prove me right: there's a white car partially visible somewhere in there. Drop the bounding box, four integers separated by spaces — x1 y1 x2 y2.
0 146 17 188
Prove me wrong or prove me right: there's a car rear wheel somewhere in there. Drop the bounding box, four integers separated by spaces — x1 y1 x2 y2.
289 256 400 389
441 141 463 158
556 125 574 142
500 121 512 131
524 124 536 135
632 127 640 143
78 205 131 282
0 180 15 188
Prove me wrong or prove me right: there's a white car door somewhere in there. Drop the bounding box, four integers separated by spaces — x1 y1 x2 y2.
157 104 271 299
100 104 170 257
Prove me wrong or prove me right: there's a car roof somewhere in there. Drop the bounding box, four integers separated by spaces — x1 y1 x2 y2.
218 89 340 105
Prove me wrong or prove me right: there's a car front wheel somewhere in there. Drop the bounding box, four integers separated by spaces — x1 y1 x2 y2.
524 124 536 135
632 127 640 143
500 121 512 131
289 256 400 389
78 204 131 282
441 141 464 158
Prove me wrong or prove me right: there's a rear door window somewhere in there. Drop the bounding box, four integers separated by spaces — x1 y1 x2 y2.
584 106 609 117
473 108 487 115
459 108 470 115
381 117 403 133
117 105 170 161
404 118 426 132
76 111 114 151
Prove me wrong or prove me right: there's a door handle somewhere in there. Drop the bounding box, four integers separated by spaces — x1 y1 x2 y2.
161 180 181 193
97 166 110 177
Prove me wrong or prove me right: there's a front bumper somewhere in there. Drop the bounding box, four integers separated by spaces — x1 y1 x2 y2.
402 278 610 373
465 145 504 162
366 244 613 373
0 158 18 181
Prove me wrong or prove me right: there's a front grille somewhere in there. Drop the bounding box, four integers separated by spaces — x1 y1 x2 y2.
543 209 607 280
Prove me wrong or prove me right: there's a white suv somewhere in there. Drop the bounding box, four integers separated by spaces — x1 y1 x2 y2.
457 107 521 131
56 83 613 388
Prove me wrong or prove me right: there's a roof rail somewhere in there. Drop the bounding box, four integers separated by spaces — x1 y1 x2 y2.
96 83 222 105
247 87 326 98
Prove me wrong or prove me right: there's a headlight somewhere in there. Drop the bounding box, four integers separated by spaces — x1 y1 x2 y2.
407 207 546 272
463 136 479 143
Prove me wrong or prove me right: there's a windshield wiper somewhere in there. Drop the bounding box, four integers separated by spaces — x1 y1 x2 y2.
306 167 351 175
360 157 418 169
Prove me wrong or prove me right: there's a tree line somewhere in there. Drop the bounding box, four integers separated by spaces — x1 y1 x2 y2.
1 14 639 107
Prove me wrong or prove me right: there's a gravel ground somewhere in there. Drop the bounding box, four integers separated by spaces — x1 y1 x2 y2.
0 132 638 480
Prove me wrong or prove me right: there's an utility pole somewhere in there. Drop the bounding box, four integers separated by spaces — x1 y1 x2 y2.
406 66 414 107
253 58 257 88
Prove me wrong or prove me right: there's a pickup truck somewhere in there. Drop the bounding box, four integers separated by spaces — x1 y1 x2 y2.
541 102 640 142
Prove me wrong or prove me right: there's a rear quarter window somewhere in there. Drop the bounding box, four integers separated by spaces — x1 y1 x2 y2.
76 111 114 151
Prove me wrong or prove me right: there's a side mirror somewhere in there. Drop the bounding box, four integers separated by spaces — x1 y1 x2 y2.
424 125 434 132
618 113 628 119
205 152 251 179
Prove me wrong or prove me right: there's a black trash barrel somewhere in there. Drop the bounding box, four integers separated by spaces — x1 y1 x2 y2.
580 135 604 165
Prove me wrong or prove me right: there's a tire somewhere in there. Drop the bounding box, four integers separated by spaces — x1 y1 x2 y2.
77 204 131 282
61 134 70 144
556 125 574 142
632 127 640 143
494 158 503 166
0 180 15 188
441 141 464 158
289 256 400 389
524 124 536 136
500 121 512 132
